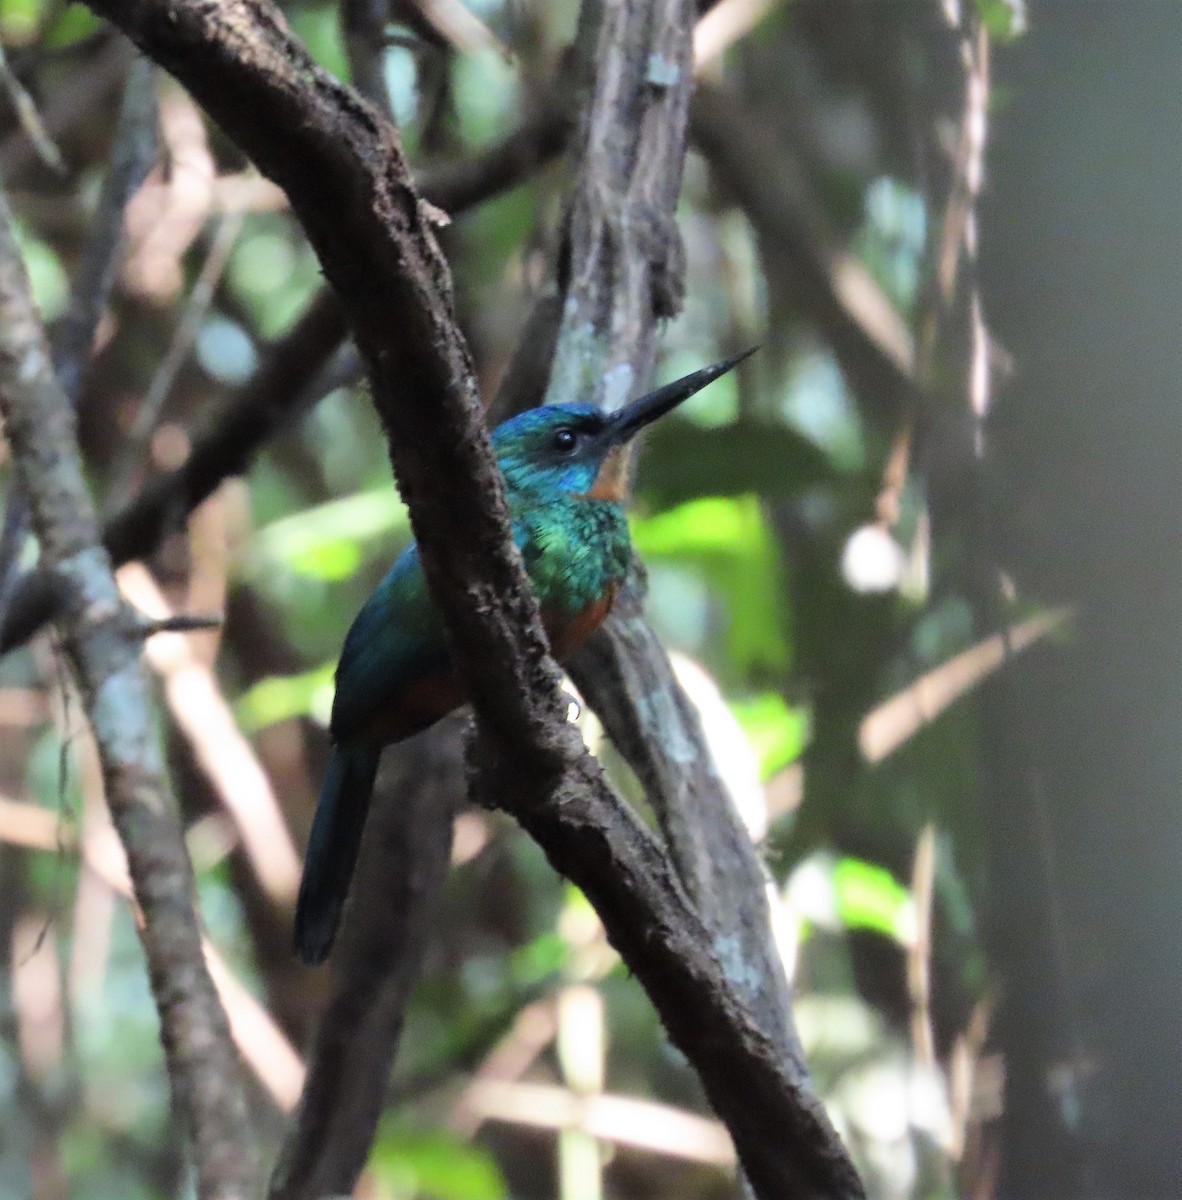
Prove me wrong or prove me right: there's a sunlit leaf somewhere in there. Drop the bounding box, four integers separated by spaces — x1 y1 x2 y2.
235 661 336 731
44 2 102 45
250 487 409 581
833 858 915 944
632 495 790 677
730 692 810 779
509 930 569 987
15 225 68 320
976 0 1027 43
370 1122 507 1200
0 0 42 41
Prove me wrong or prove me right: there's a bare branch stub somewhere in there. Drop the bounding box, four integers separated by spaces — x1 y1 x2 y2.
0 181 255 1198
77 0 864 1192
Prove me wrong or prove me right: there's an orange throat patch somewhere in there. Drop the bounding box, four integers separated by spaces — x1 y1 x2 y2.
587 445 631 501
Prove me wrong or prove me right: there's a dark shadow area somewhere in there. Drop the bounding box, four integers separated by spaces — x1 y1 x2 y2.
982 6 1182 1196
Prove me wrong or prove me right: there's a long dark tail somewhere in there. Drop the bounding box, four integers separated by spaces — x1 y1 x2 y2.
294 743 380 964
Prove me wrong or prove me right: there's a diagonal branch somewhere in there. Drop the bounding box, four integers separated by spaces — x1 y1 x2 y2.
80 0 863 1194
0 175 254 1199
0 107 569 656
0 58 157 631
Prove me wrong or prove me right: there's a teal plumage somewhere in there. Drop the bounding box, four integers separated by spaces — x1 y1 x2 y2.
295 354 753 964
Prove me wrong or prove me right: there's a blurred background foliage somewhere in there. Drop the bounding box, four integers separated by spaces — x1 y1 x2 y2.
0 0 1060 1198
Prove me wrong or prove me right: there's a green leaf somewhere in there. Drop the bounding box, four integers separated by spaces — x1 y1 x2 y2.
730 692 810 779
370 1123 507 1200
833 857 915 943
44 2 102 46
0 0 42 41
976 0 1027 43
638 419 833 510
632 495 790 677
235 661 336 732
509 930 569 987
250 487 409 581
15 225 68 320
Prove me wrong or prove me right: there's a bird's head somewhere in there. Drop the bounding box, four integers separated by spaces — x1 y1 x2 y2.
493 349 755 503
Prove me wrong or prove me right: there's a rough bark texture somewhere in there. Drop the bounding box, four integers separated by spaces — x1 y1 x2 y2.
571 578 808 1077
0 182 255 1199
544 0 690 410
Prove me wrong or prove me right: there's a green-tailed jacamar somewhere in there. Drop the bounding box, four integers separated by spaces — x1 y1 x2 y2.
295 351 752 964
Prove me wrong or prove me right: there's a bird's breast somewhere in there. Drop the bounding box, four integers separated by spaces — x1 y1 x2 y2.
518 498 631 622
543 582 619 661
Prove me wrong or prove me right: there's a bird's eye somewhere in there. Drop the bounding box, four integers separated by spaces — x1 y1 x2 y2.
552 428 578 454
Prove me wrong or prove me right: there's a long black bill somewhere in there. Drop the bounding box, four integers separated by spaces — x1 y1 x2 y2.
603 347 759 446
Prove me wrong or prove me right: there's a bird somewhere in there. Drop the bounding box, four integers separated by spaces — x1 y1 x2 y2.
295 349 754 964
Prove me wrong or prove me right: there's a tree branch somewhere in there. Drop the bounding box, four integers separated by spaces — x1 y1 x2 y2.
266 49 570 1200
0 177 254 1198
544 0 690 410
569 576 809 1075
547 0 827 1159
0 109 569 656
0 57 157 631
268 725 464 1200
78 0 863 1193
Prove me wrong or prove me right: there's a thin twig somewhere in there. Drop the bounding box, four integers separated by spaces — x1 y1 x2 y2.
456 1079 737 1166
53 57 159 404
857 607 1070 763
108 210 243 511
0 43 67 174
118 562 299 903
0 177 255 1198
0 59 157 632
908 822 937 1070
0 36 130 181
136 612 224 636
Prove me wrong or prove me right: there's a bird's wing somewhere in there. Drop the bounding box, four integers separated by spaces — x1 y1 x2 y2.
329 544 449 741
